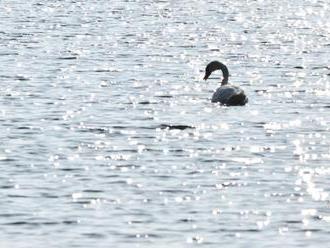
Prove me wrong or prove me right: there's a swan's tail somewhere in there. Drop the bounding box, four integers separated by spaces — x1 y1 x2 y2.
227 93 248 106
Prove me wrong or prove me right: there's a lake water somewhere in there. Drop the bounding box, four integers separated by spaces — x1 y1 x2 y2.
1 0 330 247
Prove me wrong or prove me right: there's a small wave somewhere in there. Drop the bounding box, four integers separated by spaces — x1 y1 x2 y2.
159 124 194 130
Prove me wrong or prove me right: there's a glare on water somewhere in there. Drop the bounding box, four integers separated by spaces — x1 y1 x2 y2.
0 0 330 247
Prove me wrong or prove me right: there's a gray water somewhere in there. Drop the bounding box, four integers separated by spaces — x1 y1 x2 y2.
1 0 330 247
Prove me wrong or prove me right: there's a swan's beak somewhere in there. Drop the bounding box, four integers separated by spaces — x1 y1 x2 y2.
203 71 211 80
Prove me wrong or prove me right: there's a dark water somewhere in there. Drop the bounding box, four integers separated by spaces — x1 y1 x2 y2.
1 0 330 247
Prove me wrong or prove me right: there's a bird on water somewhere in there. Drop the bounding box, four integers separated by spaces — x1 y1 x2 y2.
203 61 248 106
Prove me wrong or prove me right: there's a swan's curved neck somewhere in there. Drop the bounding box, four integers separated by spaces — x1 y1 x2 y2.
221 78 228 85
204 61 230 85
217 62 229 85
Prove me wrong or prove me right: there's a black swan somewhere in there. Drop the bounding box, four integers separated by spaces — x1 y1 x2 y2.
203 61 248 106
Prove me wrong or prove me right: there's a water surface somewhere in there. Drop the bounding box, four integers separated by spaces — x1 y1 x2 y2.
1 0 330 247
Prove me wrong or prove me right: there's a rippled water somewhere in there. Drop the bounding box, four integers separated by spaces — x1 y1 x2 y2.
1 0 330 247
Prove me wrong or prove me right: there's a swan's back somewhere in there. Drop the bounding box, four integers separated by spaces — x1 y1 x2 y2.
212 85 248 106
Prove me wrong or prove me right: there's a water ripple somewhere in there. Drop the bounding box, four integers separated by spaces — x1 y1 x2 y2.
1 0 330 247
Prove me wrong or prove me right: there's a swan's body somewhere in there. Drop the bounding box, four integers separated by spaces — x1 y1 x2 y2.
204 61 248 106
211 85 247 105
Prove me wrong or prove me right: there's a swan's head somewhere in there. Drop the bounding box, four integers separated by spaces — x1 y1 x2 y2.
203 61 229 85
203 61 219 80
